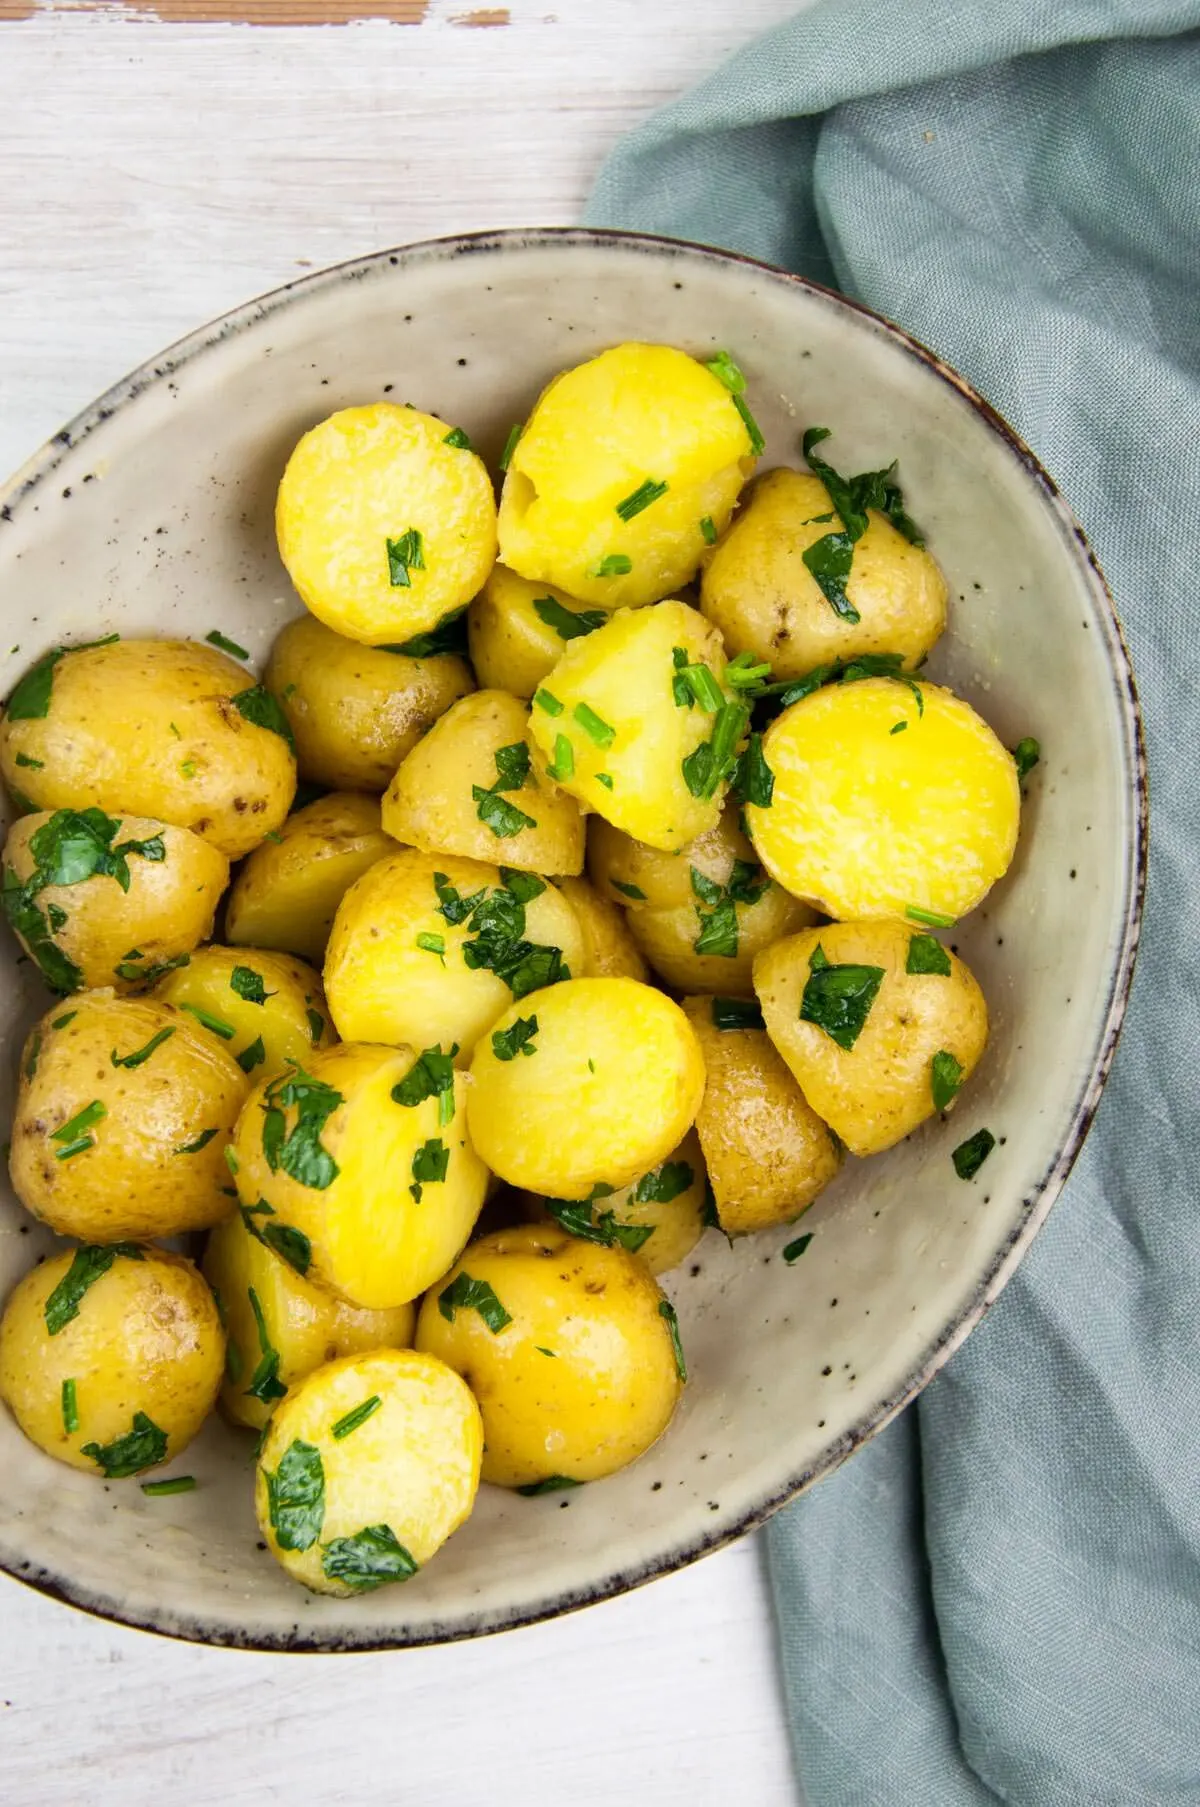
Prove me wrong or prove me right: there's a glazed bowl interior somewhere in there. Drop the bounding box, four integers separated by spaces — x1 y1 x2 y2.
0 229 1142 1650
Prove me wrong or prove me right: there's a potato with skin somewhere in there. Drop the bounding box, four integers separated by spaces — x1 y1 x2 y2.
155 944 333 1080
11 994 246 1242
230 1041 489 1309
256 1348 481 1596
747 678 1020 921
324 848 584 1062
754 920 988 1157
467 977 705 1198
498 342 755 609
224 792 393 965
521 1128 706 1276
0 1245 223 1476
2 808 228 995
681 996 841 1234
0 637 296 858
466 565 613 699
266 614 474 793
700 469 948 678
415 1225 683 1489
204 1212 414 1432
276 404 498 646
550 875 648 982
382 689 585 877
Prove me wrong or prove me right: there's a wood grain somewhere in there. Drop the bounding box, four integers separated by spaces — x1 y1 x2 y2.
0 2 432 20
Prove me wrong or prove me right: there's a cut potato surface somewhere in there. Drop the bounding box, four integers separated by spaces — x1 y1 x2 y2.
521 1127 706 1276
467 564 614 700
550 875 648 982
154 944 333 1081
224 791 393 965
747 677 1020 921
275 403 497 646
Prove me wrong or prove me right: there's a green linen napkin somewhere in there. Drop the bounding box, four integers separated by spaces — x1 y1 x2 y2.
588 5 1200 1802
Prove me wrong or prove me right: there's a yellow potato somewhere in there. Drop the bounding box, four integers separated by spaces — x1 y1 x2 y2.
527 600 741 852
550 875 648 981
521 1128 706 1276
155 945 333 1081
0 637 296 858
0 1245 223 1476
11 993 246 1242
414 1224 683 1488
2 808 228 995
700 469 947 677
747 678 1020 921
255 1347 481 1596
224 792 393 965
275 403 497 646
324 848 584 1062
266 614 474 792
498 342 755 608
466 976 705 1198
382 689 585 877
754 920 988 1156
681 995 842 1233
466 564 613 699
203 1212 414 1432
230 1042 489 1309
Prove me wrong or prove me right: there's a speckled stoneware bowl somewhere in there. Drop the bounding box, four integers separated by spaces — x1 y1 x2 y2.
0 229 1145 1650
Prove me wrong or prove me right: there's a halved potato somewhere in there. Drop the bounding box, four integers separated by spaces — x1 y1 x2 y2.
521 1128 706 1275
467 564 612 699
224 792 393 964
154 944 333 1080
550 875 648 981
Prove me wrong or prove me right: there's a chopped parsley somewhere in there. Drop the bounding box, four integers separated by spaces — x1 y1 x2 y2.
110 1025 176 1070
452 875 570 1000
238 1198 312 1275
615 478 668 521
891 721 908 735
392 1044 457 1126
633 1160 694 1205
711 996 765 1031
61 1378 79 1434
433 872 485 925
491 1014 538 1061
732 730 775 809
572 702 615 748
245 1286 287 1405
473 740 536 839
331 1396 382 1441
230 964 273 1005
261 1065 342 1190
113 950 190 986
237 1037 266 1074
443 426 472 449
782 1232 814 1263
52 1013 78 1031
1013 737 1041 781
533 598 607 642
593 554 632 578
5 648 64 720
543 1195 655 1254
264 1438 325 1551
516 1475 582 1497
306 1008 325 1044
437 1272 513 1333
906 933 952 977
498 423 522 471
931 1050 965 1112
44 1242 143 1335
174 1126 218 1156
952 1128 995 1180
51 1098 106 1160
82 1411 168 1479
799 945 884 1050
690 860 769 958
385 609 468 659
799 427 924 622
659 1299 687 1382
610 879 646 902
385 529 425 589
499 868 546 904
230 685 295 752
321 1524 418 1591
409 1136 449 1201
205 629 250 660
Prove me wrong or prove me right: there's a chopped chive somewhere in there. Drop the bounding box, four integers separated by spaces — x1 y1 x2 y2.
595 772 614 789
178 1003 237 1040
680 663 725 713
610 880 646 901
572 703 615 748
51 1099 106 1160
615 478 668 522
905 904 956 928
61 1378 78 1434
332 1395 383 1441
704 350 746 394
724 652 771 691
205 630 249 660
51 1011 77 1030
534 688 564 717
732 394 765 456
532 596 608 640
700 515 717 545
140 1475 197 1496
443 426 472 450
891 721 908 734
416 931 446 964
174 1126 218 1156
499 423 522 471
593 554 632 578
548 734 574 781
659 1299 687 1383
110 1026 175 1070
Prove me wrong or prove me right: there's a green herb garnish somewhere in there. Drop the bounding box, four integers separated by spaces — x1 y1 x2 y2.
711 997 765 1031
174 1126 218 1156
500 868 545 904
533 597 607 641
110 1026 175 1070
534 687 564 716
205 630 250 660
391 1044 457 1127
542 1195 655 1254
593 554 632 578
610 880 646 902
931 1050 965 1112
112 951 190 986
261 1064 342 1190
179 1002 236 1040
321 1524 418 1591
245 1286 287 1405
673 660 725 714
499 423 522 471
386 529 425 589
141 1475 197 1496
45 1242 144 1335
906 933 952 977
782 1233 814 1263
433 872 485 925
82 1411 168 1479
416 931 446 963
682 701 750 802
547 734 574 782
454 879 569 999
61 1378 79 1434
14 752 43 769
5 648 63 720
700 515 717 545
659 1299 687 1382
331 1396 382 1441
231 685 295 752
952 1128 995 1180
443 426 472 449
473 787 536 837
799 947 884 1051
264 1438 325 1550
385 608 468 659
633 1160 694 1205
437 1272 512 1333
230 964 272 1005
572 702 614 748
615 478 668 521
732 731 774 809
798 426 924 621
409 1136 449 1201
1013 737 1040 781
237 1036 266 1073
724 652 772 692
905 904 956 929
306 1008 325 1044
516 1475 582 1497
492 1014 538 1061
51 1098 106 1160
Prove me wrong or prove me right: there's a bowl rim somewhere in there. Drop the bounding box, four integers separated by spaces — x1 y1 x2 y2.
0 225 1148 1653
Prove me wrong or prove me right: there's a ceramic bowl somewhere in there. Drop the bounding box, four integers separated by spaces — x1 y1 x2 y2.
0 229 1144 1649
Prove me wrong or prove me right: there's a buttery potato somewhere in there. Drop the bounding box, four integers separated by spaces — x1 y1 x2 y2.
11 993 246 1241
754 920 988 1156
155 944 333 1080
681 995 841 1233
497 342 755 609
2 807 228 995
747 678 1020 921
466 976 705 1197
0 1245 223 1476
230 1042 489 1309
324 848 584 1061
466 564 614 699
527 600 741 852
266 614 474 792
275 403 498 646
255 1347 482 1595
415 1224 684 1488
700 468 948 677
204 1211 414 1432
382 689 585 877
522 1128 706 1275
550 875 648 982
0 637 296 858
224 791 393 964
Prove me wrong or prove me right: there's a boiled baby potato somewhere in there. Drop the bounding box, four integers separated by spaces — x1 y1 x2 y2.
466 976 705 1198
466 564 613 699
382 689 585 877
324 848 584 1060
522 1128 706 1276
497 342 755 609
747 677 1020 921
224 791 393 965
230 1042 489 1309
255 1347 481 1596
551 875 648 982
155 944 333 1081
2 807 228 995
0 1244 223 1476
415 1224 684 1489
754 920 988 1156
681 995 841 1233
0 637 295 858
527 599 741 852
265 614 474 793
275 403 497 646
204 1211 414 1433
701 468 947 678
10 993 246 1242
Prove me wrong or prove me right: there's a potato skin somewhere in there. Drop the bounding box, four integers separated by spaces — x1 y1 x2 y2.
700 469 948 678
753 920 988 1156
521 1128 706 1275
414 1224 682 1488
467 565 612 699
266 614 473 793
11 993 246 1241
0 1246 223 1475
255 1348 482 1595
550 876 648 982
155 944 333 1080
0 638 296 858
224 791 393 965
681 996 841 1233
2 810 228 994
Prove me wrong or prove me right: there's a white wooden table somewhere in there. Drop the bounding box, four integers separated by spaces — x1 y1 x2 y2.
0 3 804 1801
